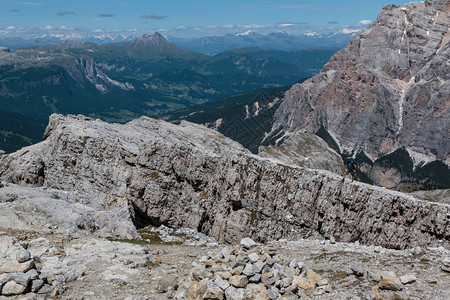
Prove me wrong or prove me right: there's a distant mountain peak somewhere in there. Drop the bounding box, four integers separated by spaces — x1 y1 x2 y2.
136 32 167 43
236 30 257 36
126 31 199 60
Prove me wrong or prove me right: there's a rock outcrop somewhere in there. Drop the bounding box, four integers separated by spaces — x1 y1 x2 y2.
0 114 449 250
258 131 344 174
269 0 450 186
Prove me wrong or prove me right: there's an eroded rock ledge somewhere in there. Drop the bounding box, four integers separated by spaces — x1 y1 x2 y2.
0 114 448 249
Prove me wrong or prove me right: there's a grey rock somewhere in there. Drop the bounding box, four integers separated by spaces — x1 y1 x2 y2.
379 272 403 291
249 274 261 283
350 262 364 277
0 114 449 250
258 131 343 174
25 269 40 281
9 272 32 287
441 259 450 273
268 286 280 300
203 280 224 300
225 286 246 300
16 249 31 263
221 247 232 261
31 279 44 293
400 274 417 285
252 260 265 274
174 283 191 299
243 263 255 276
240 238 258 250
248 253 260 263
213 277 230 291
2 281 26 296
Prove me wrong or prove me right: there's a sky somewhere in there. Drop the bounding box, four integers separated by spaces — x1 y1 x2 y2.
0 0 412 38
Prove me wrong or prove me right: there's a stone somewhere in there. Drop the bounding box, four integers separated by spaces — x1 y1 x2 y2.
248 253 260 263
213 277 230 291
282 291 299 300
26 269 40 280
379 273 403 291
425 278 437 284
224 286 246 300
441 259 450 273
368 270 381 282
295 277 314 291
330 237 336 244
31 279 45 293
245 283 268 300
399 274 417 285
187 279 207 300
306 269 321 285
265 256 275 267
174 283 191 300
243 263 255 276
252 260 265 274
268 286 280 300
9 272 32 287
324 285 332 293
240 238 258 250
156 274 178 293
16 249 31 263
218 271 232 280
249 274 261 283
231 266 244 276
229 275 248 288
350 262 364 277
0 260 34 274
2 280 26 296
18 293 37 300
372 287 395 300
221 248 232 261
317 279 329 287
203 280 224 300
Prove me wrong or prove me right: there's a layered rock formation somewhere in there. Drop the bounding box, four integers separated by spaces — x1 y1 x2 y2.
258 131 344 174
0 114 448 250
269 0 450 186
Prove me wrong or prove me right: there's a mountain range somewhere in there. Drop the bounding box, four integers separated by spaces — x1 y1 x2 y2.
0 33 338 153
0 30 355 54
170 31 357 55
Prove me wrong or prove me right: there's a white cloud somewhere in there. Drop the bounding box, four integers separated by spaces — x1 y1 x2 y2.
176 25 187 30
59 25 74 30
278 23 296 27
40 25 53 30
224 25 234 28
341 28 361 34
92 29 104 33
5 26 17 30
359 20 371 25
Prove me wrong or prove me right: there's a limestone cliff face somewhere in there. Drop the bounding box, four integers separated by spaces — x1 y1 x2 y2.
258 131 344 174
271 0 450 167
0 114 449 249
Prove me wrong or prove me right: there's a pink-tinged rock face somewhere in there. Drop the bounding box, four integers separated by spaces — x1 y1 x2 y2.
271 0 450 165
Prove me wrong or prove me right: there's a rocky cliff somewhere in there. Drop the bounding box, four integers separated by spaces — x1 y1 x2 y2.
269 0 450 186
0 114 448 250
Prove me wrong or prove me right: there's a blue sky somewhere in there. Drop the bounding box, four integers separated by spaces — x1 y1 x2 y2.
0 0 411 38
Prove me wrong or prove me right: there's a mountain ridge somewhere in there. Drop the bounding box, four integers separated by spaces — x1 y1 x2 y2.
268 0 450 188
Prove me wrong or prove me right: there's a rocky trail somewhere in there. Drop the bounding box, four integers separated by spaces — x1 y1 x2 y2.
0 224 449 300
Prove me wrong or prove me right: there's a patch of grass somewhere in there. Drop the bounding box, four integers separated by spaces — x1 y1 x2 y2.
330 271 348 282
106 237 150 245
